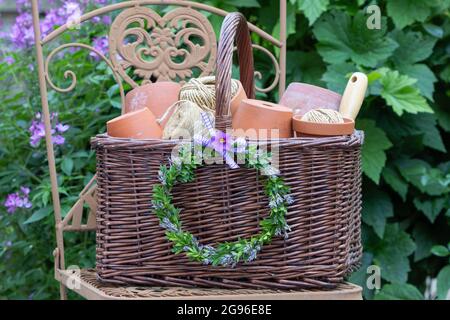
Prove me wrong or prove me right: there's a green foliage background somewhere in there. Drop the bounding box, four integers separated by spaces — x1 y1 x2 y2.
0 0 449 299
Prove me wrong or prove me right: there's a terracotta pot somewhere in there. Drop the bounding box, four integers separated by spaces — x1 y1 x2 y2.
230 80 247 116
107 108 162 139
292 115 355 137
279 83 341 117
232 99 293 139
124 81 181 122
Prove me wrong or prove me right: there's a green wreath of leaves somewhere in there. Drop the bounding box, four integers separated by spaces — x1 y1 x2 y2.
151 142 293 267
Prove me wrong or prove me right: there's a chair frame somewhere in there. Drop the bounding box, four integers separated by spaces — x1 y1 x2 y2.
30 0 361 300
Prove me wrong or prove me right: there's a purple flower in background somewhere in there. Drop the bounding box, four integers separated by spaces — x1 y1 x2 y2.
40 8 66 36
55 123 70 133
4 187 32 214
29 117 46 147
52 135 65 145
3 56 15 65
90 36 109 59
11 1 85 49
10 12 35 49
29 112 70 147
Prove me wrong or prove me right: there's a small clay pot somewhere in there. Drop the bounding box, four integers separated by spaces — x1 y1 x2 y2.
279 83 342 117
124 81 181 121
230 80 247 116
292 115 355 137
232 99 293 140
107 108 162 139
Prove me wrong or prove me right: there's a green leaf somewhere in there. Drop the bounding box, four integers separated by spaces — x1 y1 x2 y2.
24 206 53 224
379 69 433 116
397 64 437 101
61 157 74 176
423 23 444 38
413 197 446 223
375 283 424 300
224 0 260 7
297 0 329 25
434 103 450 132
313 11 398 67
408 113 445 152
431 245 450 257
437 266 450 300
440 65 450 83
362 185 394 238
382 166 408 201
322 62 355 93
387 0 432 29
372 224 416 283
348 253 375 300
356 119 392 184
389 30 437 66
397 159 450 196
412 223 436 261
286 51 326 87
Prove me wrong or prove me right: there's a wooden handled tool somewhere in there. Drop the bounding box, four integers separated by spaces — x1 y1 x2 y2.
339 72 368 120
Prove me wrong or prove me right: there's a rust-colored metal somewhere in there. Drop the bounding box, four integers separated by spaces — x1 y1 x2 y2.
91 13 363 290
109 6 217 87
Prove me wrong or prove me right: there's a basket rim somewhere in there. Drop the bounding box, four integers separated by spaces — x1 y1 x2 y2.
91 130 364 148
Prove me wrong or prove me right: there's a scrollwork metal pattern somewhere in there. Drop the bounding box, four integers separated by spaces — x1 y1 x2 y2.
44 43 126 109
109 6 217 87
251 44 280 93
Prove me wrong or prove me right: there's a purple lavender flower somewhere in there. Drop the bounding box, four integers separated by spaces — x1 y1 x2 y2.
3 56 15 65
52 135 65 145
4 187 32 214
90 36 109 59
55 123 70 133
159 217 179 233
29 119 46 147
29 112 69 147
11 1 85 49
10 12 35 49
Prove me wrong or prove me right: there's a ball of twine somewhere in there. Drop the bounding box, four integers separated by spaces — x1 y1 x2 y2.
159 100 213 140
179 76 240 111
301 108 344 124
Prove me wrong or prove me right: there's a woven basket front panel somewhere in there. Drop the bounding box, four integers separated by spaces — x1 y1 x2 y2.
93 132 363 290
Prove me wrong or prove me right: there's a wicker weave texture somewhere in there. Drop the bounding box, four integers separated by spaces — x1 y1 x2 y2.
93 133 363 289
92 12 363 290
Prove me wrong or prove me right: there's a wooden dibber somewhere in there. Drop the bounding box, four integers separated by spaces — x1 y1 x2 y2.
339 72 368 120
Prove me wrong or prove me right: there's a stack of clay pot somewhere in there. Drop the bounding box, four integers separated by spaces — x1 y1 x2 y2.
232 72 365 138
107 79 249 140
107 72 367 140
107 82 181 139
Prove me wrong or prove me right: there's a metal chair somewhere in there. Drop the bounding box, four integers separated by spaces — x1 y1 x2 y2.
31 0 362 300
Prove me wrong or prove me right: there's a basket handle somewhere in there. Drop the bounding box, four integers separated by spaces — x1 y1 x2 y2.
215 12 255 131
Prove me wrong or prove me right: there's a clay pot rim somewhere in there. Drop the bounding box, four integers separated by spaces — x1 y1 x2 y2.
292 115 355 136
284 82 342 99
107 107 155 124
241 98 293 113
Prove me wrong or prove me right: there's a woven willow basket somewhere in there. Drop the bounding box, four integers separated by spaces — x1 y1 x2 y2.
92 13 363 290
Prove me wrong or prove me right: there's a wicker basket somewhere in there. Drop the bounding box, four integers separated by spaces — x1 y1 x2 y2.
92 13 363 290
